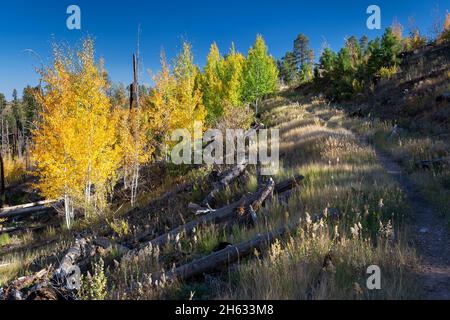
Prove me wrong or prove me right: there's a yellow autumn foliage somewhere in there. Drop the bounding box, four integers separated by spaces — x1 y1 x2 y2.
146 43 206 147
32 39 122 218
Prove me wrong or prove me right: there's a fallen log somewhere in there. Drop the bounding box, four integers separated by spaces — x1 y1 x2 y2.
136 179 276 249
152 221 300 284
0 201 60 221
273 174 304 194
201 162 247 207
0 200 58 213
0 268 50 300
152 209 341 285
53 238 89 289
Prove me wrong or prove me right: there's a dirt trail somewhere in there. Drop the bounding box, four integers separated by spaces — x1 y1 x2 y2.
306 101 450 299
372 148 450 299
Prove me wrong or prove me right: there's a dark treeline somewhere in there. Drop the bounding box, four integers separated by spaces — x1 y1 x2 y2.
278 15 450 101
0 87 40 166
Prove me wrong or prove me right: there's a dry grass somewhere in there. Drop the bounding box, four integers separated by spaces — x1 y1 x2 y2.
213 95 420 300
0 93 426 300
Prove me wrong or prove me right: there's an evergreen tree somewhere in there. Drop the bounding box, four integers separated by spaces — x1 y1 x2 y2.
380 28 403 68
0 93 5 111
22 86 39 136
359 35 369 56
293 33 314 81
278 51 297 85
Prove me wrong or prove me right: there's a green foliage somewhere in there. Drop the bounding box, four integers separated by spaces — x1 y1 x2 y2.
242 35 279 112
79 258 108 300
313 27 403 101
0 233 10 247
22 86 40 136
293 33 314 81
201 43 246 124
278 52 297 85
202 43 224 123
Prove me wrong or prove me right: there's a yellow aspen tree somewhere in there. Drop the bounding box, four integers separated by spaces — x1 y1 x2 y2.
32 38 122 228
391 18 403 41
222 43 245 108
145 51 178 155
439 11 450 43
116 106 152 205
146 52 177 135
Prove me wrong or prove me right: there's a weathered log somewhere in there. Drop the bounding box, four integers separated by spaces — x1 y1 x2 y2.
152 209 341 285
0 200 59 220
201 163 248 207
274 174 304 194
152 221 300 284
0 268 49 300
52 238 88 289
0 200 58 213
251 179 275 211
136 179 276 249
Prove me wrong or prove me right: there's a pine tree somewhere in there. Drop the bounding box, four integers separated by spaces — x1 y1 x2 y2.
242 35 278 116
359 35 369 56
22 86 39 136
380 28 403 68
278 52 297 85
294 33 314 81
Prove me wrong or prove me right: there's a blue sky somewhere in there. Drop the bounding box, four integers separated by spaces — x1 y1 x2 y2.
0 0 448 100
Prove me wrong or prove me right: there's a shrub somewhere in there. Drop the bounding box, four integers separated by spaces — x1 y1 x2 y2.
79 258 108 300
379 65 398 80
